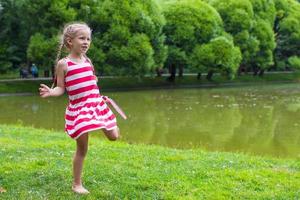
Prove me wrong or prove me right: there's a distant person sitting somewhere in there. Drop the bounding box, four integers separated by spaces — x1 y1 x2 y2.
30 63 39 78
20 67 28 78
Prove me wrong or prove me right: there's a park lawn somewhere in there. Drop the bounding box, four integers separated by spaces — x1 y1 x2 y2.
1 72 300 94
0 124 299 199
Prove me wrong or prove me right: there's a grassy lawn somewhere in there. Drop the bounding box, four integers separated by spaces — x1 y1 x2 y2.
1 72 300 94
0 124 299 199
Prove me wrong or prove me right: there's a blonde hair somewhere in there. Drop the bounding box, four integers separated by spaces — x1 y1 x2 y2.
52 22 92 88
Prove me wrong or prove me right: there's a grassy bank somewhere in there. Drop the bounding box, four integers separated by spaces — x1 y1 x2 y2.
1 72 300 94
0 124 299 199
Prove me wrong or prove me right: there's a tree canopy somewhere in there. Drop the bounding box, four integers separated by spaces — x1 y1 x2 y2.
0 0 299 80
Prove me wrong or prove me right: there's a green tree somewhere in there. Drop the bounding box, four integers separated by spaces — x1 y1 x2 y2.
0 44 13 73
250 0 276 25
249 0 276 76
23 0 76 37
190 36 242 80
24 0 76 75
27 33 58 72
207 0 260 74
274 0 300 70
87 0 167 78
250 19 276 75
0 0 27 71
208 0 277 76
163 0 224 81
0 0 76 74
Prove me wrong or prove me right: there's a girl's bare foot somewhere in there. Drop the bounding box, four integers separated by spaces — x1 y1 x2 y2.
72 184 90 194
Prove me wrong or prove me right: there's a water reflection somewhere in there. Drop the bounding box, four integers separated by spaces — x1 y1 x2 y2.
0 83 300 158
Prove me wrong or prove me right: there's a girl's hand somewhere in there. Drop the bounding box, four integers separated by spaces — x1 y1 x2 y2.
39 84 52 98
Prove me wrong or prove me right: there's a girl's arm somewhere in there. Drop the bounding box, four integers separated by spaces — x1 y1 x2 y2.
39 60 66 98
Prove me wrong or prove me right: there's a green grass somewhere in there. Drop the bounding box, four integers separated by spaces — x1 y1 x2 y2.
0 124 299 199
1 72 300 94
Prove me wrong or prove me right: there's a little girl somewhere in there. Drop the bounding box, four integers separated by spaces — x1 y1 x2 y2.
39 22 127 194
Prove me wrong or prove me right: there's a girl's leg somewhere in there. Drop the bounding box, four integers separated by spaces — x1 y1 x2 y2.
72 132 89 194
103 127 120 141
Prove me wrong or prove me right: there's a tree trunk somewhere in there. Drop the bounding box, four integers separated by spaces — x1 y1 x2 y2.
238 64 246 76
51 66 55 78
44 70 50 77
244 67 248 74
259 69 265 77
197 72 201 80
167 63 176 82
253 65 259 76
237 65 243 76
178 65 183 78
206 70 214 81
156 67 162 77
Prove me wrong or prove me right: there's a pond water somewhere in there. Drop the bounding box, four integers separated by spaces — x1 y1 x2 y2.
1 83 300 158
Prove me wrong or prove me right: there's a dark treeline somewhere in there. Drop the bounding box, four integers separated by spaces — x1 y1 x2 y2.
0 0 299 81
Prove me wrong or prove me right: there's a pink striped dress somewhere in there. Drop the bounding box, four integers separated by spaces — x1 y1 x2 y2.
64 57 117 139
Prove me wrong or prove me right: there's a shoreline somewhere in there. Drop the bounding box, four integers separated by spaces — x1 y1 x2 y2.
0 79 299 96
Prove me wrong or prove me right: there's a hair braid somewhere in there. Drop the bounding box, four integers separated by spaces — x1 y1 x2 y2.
51 36 65 89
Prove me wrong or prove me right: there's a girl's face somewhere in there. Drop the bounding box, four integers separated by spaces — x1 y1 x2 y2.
68 28 91 55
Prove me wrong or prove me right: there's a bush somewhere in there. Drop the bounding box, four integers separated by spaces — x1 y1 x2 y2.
288 56 300 69
190 36 242 79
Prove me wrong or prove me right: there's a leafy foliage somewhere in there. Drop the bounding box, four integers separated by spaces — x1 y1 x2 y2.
0 0 300 76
